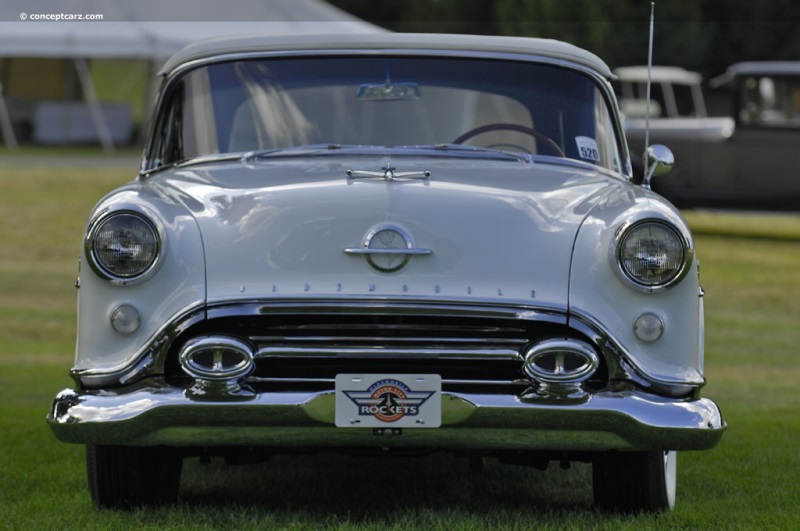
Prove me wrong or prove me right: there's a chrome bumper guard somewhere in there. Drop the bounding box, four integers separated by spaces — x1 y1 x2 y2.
48 384 725 452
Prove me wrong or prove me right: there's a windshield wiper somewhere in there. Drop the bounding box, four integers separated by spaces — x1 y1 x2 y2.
149 145 348 173
241 143 531 163
241 144 350 162
414 143 531 162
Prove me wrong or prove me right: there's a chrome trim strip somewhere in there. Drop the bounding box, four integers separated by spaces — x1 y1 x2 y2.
255 346 522 360
253 335 528 345
246 377 527 386
208 299 569 322
343 248 432 255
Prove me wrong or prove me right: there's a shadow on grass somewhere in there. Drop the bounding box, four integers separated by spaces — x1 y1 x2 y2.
177 452 593 519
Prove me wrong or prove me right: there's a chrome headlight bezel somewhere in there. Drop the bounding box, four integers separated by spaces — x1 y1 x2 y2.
612 219 693 293
85 209 163 285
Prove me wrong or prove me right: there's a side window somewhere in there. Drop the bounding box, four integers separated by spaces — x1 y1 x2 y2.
182 68 218 158
739 76 800 127
150 82 184 167
148 70 219 168
593 91 622 172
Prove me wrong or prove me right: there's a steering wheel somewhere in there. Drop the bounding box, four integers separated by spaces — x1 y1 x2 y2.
452 123 565 157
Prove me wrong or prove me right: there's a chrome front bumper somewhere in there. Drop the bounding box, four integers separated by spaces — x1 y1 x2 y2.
48 384 725 452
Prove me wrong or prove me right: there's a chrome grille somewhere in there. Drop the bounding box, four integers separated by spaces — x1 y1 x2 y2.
250 331 529 388
165 303 579 392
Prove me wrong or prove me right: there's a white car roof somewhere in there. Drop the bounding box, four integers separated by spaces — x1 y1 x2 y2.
158 32 613 79
614 66 702 85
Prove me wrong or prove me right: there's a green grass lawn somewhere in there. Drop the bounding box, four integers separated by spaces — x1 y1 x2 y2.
1 162 799 529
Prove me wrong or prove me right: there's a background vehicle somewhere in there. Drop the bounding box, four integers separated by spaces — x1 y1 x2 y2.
621 62 800 210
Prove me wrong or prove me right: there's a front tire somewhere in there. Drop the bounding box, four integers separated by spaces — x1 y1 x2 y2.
86 445 183 509
592 450 676 512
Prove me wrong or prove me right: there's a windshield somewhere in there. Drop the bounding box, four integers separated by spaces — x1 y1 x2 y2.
156 56 622 170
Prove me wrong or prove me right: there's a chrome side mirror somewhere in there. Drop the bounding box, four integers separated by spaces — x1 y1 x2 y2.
643 144 674 190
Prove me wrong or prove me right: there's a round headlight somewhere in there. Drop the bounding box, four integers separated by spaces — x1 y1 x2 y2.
88 211 160 281
616 220 690 291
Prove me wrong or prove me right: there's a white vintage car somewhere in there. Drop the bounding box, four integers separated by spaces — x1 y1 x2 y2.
47 33 725 512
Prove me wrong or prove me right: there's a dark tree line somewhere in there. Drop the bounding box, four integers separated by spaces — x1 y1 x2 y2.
329 0 800 79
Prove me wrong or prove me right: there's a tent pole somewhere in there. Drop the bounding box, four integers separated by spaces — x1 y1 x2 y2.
74 58 115 154
0 83 19 150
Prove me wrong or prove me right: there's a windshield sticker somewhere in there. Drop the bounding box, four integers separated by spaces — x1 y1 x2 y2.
575 136 600 161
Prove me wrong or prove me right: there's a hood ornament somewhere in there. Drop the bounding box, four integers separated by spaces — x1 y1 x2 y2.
346 163 430 183
344 223 432 273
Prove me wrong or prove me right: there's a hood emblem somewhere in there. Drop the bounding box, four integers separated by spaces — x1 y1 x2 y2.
344 223 432 273
346 163 431 183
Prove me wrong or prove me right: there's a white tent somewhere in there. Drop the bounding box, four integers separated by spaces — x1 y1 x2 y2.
0 0 382 151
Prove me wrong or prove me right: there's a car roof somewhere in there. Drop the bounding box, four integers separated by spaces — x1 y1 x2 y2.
614 66 702 85
710 61 800 88
158 32 613 79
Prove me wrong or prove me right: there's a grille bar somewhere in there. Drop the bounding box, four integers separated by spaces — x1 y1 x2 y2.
247 376 530 386
252 335 528 344
256 346 523 360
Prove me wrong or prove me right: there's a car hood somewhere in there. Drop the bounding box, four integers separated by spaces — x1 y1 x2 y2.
153 156 629 308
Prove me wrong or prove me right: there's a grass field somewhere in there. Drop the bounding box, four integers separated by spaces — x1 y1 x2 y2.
1 162 799 529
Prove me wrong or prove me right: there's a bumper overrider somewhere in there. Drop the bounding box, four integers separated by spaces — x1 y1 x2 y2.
48 301 725 453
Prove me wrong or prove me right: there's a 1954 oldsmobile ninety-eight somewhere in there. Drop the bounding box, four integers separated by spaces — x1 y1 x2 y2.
47 33 724 512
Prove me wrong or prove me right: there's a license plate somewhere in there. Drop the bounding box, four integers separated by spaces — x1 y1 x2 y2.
335 374 441 428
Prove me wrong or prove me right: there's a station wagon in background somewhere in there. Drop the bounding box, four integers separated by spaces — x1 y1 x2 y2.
620 62 800 210
47 33 725 512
